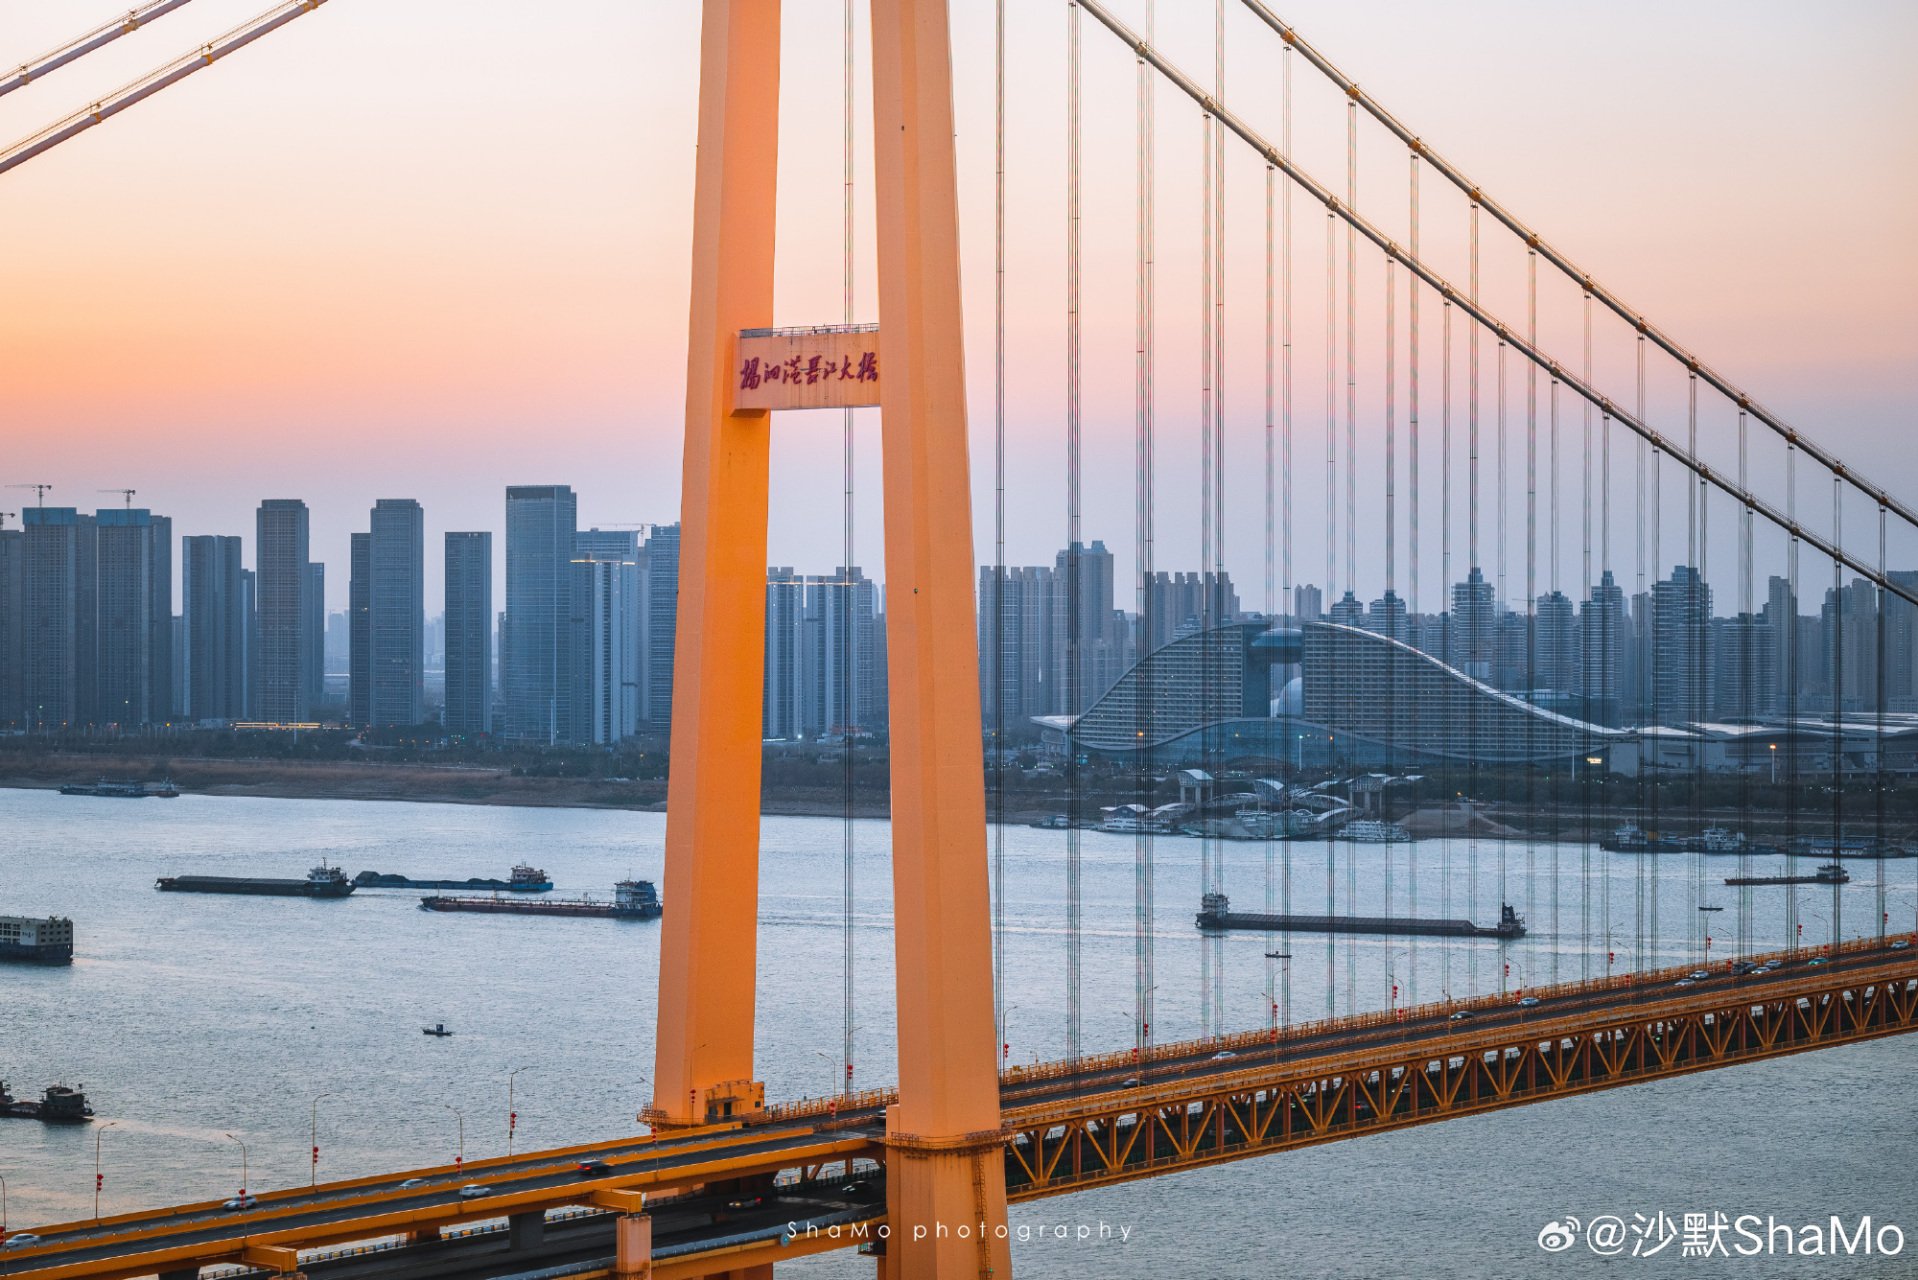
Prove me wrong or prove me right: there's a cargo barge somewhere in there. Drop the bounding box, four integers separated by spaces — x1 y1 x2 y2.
1196 893 1525 939
354 864 552 892
420 879 660 919
1725 863 1850 887
156 863 355 898
0 915 73 964
0 1083 93 1122
59 777 177 798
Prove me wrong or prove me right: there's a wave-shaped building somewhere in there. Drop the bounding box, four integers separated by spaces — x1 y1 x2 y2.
1036 621 1625 769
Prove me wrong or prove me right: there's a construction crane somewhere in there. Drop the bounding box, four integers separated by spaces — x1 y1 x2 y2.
6 483 54 507
0 513 15 531
0 0 332 179
0 1 198 100
99 488 138 509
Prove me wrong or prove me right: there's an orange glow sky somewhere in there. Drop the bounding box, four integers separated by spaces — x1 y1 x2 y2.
2 0 1912 610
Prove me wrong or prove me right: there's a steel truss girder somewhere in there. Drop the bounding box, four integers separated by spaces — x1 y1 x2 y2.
1000 965 1918 1200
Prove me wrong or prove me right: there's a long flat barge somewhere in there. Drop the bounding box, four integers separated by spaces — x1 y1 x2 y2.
421 879 660 919
1725 863 1850 887
1196 893 1525 939
156 864 354 898
355 864 552 892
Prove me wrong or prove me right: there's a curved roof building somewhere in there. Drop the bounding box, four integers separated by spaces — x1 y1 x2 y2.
1040 621 1622 768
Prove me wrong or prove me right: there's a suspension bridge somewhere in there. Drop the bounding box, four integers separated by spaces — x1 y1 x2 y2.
2 1 1915 1278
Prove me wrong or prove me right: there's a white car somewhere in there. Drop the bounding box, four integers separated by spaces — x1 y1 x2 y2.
398 1179 430 1190
458 1185 487 1200
1675 979 1695 987
1518 997 1540 1007
1210 1051 1236 1061
222 1195 258 1211
1689 971 1711 980
5 1235 41 1250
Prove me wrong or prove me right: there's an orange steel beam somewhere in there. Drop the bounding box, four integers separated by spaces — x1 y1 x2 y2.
652 0 781 1130
867 0 1012 1275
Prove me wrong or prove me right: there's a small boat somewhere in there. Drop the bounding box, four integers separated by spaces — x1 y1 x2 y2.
59 778 153 798
0 1084 94 1122
423 1024 453 1037
1340 819 1410 843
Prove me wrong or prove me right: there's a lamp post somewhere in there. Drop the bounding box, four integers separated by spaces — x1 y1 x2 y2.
94 1122 119 1224
812 1051 837 1097
999 1005 1020 1069
507 1067 532 1157
310 1093 332 1187
222 1132 245 1206
444 1106 464 1174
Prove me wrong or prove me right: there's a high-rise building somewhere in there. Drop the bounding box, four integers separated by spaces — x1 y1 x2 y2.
764 567 808 740
306 562 325 719
1451 569 1495 681
242 568 259 718
1654 565 1712 726
808 567 879 737
1713 614 1776 720
366 499 424 726
22 508 83 730
325 610 349 675
444 532 492 739
0 524 22 731
348 534 371 726
255 499 312 722
977 565 1055 732
182 535 247 721
1579 570 1627 725
1292 583 1323 623
641 522 680 733
504 486 578 743
1534 591 1577 694
1364 591 1411 646
570 535 642 745
85 508 173 726
1821 578 1879 713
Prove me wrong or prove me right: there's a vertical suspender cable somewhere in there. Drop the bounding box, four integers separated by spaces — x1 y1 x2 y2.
1198 11 1216 1043
1581 290 1592 983
1264 159 1276 1021
992 0 1008 1071
840 0 856 1097
1738 410 1753 956
1279 40 1294 1028
1523 248 1537 994
1876 503 1888 939
1467 197 1480 997
1785 438 1799 951
1064 0 1083 1067
1343 93 1357 1017
1133 0 1156 1063
1406 153 1420 1005
1650 374 1662 966
1210 0 1227 1039
1689 372 1703 967
1324 181 1336 1021
1831 478 1844 951
1441 263 1452 1005
1634 332 1647 971
1385 243 1397 1008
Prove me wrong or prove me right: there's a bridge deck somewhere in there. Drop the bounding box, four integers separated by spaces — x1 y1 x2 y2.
3 935 1911 1280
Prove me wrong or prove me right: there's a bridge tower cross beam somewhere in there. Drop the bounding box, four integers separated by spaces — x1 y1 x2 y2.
656 0 1010 1274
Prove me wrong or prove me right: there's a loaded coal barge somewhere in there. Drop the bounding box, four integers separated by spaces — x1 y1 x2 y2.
155 863 355 898
420 879 660 920
1196 893 1525 939
354 864 552 892
1725 863 1850 887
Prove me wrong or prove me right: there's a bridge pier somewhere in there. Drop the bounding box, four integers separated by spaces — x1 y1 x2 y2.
613 1214 651 1279
507 1211 544 1252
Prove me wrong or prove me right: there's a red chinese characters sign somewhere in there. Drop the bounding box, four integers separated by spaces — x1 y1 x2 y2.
732 326 880 413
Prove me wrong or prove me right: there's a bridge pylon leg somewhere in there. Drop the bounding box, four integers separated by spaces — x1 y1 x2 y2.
870 0 1012 1273
650 0 780 1130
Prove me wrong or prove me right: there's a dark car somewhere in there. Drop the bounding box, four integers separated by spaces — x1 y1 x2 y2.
726 1195 764 1211
1447 1010 1473 1021
576 1161 614 1177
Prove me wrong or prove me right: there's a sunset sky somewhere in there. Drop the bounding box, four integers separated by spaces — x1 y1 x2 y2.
2 0 1912 612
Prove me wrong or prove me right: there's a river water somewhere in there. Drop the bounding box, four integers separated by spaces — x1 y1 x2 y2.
1 788 1912 1277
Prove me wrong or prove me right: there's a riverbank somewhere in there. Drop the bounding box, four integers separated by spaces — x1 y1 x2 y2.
0 755 904 819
